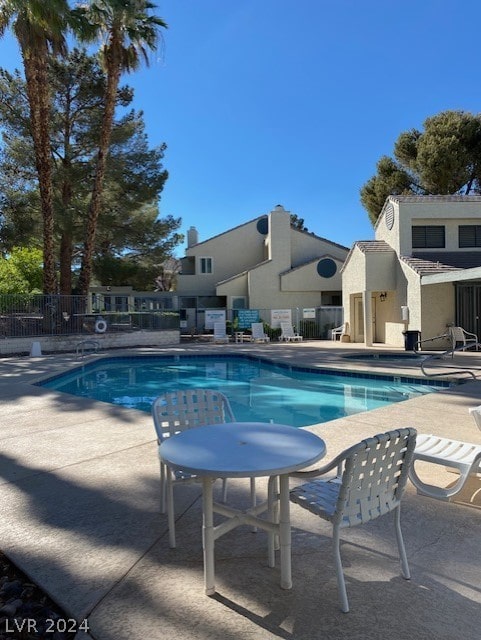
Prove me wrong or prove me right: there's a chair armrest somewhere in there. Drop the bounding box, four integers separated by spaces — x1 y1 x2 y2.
290 450 347 479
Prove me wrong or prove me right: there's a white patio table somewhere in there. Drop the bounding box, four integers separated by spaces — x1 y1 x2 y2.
159 421 326 595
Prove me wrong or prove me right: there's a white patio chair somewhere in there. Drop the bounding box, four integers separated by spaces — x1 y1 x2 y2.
408 406 481 500
331 322 348 341
290 428 417 612
152 389 234 547
213 321 229 343
251 322 270 342
448 326 479 351
279 322 303 342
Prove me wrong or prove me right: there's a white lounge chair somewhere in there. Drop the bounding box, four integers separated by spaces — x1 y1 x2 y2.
448 326 479 351
408 406 481 501
331 322 348 341
251 322 270 342
152 389 234 547
213 321 229 343
279 322 303 342
290 428 417 612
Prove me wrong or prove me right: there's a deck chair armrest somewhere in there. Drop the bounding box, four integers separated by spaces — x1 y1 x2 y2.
290 451 347 479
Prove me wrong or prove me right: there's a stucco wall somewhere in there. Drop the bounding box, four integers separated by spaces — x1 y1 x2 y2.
0 331 179 357
280 258 343 292
419 282 455 349
177 218 267 295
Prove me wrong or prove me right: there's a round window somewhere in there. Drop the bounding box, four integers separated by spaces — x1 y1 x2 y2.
317 258 337 278
256 216 268 235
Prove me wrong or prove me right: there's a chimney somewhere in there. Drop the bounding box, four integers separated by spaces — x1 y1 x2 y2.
187 226 199 248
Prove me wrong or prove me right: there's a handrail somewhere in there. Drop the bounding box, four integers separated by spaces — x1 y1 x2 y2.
76 339 100 359
420 343 481 379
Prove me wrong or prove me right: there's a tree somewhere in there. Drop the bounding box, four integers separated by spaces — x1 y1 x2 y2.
75 0 167 296
0 0 71 293
290 214 308 231
0 50 179 293
360 110 481 224
0 246 43 293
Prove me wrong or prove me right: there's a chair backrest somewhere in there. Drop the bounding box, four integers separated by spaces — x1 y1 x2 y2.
280 322 295 337
152 389 235 442
214 322 227 338
449 326 466 344
332 428 417 528
251 322 266 338
469 405 481 432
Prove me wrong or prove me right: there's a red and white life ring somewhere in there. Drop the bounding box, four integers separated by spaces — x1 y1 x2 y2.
95 317 107 333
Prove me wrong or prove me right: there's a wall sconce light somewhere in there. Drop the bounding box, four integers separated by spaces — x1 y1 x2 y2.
379 292 387 302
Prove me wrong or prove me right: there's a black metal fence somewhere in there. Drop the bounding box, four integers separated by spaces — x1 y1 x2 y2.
0 294 179 338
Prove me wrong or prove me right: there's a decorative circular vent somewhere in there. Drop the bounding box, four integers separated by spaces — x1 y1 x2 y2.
385 203 395 230
317 258 337 278
257 216 268 235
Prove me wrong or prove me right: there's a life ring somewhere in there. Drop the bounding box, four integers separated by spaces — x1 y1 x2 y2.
95 317 107 333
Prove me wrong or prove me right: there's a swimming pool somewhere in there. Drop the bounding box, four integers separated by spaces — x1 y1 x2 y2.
38 355 447 427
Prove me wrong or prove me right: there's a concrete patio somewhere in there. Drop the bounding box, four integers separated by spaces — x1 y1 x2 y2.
0 341 480 640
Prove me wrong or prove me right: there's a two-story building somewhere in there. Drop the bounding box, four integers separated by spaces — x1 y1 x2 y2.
176 204 349 332
341 195 481 347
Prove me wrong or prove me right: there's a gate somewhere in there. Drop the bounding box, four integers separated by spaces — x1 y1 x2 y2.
455 283 481 335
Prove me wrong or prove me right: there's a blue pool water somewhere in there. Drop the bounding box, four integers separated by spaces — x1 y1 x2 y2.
38 355 447 428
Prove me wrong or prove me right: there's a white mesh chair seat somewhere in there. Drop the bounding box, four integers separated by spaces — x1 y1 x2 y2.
408 407 481 500
153 389 235 547
290 428 417 612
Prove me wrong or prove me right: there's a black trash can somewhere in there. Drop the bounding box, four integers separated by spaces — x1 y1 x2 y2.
403 330 421 351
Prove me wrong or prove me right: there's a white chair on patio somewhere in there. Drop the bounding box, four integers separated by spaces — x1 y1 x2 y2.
408 406 481 501
152 389 234 547
213 321 229 343
251 322 270 342
279 322 303 342
448 326 479 351
290 428 417 612
331 322 348 341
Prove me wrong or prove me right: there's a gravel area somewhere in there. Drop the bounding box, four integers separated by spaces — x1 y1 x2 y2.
0 553 76 639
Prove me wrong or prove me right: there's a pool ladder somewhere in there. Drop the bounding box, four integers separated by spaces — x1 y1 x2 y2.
76 339 100 359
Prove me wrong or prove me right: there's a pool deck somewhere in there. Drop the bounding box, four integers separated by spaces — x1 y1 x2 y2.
0 340 480 640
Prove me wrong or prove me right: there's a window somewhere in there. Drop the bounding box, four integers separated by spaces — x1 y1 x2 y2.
459 225 481 247
412 225 445 248
199 257 213 274
231 297 247 309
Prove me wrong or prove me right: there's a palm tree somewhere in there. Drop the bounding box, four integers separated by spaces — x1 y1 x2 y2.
0 0 70 293
76 0 167 295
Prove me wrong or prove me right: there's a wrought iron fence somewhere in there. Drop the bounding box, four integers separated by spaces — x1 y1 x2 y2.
0 294 179 338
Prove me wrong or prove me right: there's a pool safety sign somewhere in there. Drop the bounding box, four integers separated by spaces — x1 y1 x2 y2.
205 310 226 329
270 309 292 328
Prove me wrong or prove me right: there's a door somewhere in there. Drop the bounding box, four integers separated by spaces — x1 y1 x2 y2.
353 295 377 343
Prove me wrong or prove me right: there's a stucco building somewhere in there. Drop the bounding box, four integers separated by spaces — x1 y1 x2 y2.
176 205 349 330
341 195 481 347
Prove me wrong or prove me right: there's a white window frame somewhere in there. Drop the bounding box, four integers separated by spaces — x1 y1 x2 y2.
199 256 213 274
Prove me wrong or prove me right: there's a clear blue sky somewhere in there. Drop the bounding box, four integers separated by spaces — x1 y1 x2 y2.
2 0 481 255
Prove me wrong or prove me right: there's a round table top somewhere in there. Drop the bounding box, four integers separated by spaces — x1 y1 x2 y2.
159 422 326 478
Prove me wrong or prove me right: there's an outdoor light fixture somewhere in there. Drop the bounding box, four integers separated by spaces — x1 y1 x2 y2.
379 292 387 302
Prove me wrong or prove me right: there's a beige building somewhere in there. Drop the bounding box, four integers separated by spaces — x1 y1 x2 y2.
176 204 349 318
341 195 481 347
